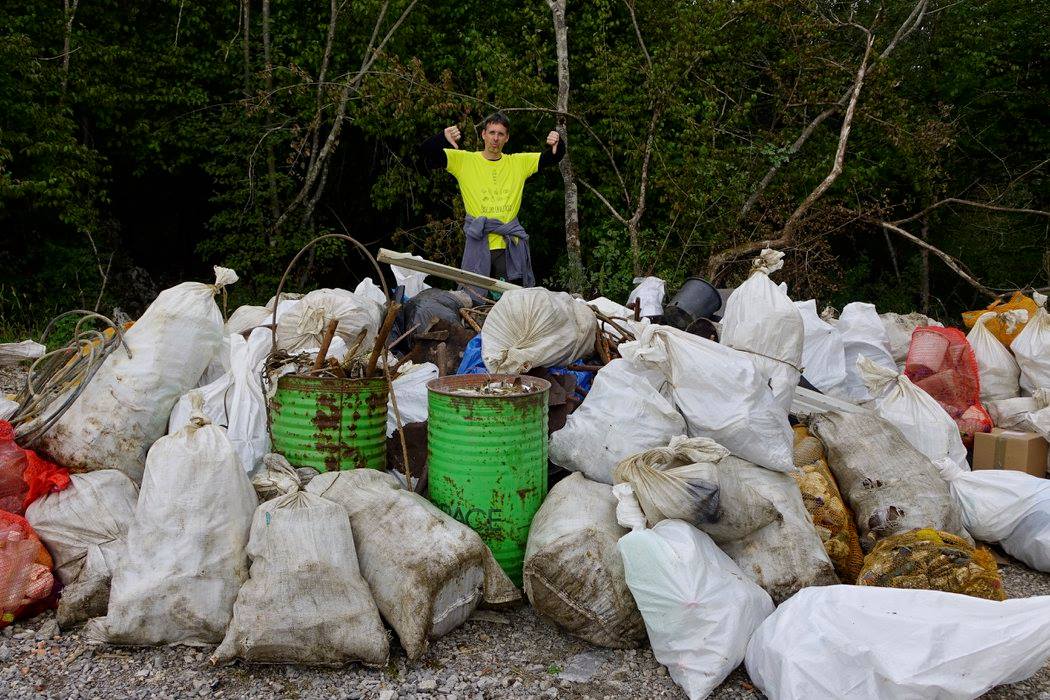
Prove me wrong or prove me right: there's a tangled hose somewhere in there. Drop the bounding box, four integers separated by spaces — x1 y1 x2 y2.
9 310 130 447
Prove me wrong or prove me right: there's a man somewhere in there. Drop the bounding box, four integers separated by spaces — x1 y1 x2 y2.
420 112 564 292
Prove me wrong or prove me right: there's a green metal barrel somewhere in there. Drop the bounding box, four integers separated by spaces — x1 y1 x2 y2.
427 374 550 587
269 375 388 472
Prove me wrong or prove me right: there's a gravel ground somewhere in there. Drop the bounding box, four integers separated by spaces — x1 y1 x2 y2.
0 561 1047 700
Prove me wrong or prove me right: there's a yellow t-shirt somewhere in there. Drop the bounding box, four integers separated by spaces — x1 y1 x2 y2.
445 149 541 250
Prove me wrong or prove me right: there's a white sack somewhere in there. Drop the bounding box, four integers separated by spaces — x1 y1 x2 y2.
936 458 1050 572
35 267 236 483
251 453 304 502
838 302 896 401
968 310 1024 402
389 255 430 297
276 287 383 353
522 473 645 648
794 299 848 397
305 469 519 660
985 394 1046 431
354 277 388 305
810 411 971 549
225 305 272 336
387 362 439 437
213 490 389 666
95 397 257 646
25 470 138 627
745 585 1050 700
880 311 942 367
0 397 17 421
720 250 804 412
619 324 794 472
619 520 774 700
627 276 666 318
170 369 232 432
859 356 969 472
548 358 686 484
1012 292 1050 394
482 288 596 374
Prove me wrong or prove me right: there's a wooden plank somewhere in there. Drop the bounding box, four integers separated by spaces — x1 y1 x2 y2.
378 249 522 293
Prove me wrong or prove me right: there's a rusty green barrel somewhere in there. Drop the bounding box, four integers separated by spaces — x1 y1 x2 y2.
269 375 388 472
427 374 549 587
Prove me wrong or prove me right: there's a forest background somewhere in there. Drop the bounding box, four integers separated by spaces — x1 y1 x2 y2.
2 0 1047 341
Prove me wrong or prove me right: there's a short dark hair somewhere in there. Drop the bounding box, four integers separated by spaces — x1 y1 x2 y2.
482 112 510 131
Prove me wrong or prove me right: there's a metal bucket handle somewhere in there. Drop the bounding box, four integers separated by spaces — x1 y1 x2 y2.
267 233 392 359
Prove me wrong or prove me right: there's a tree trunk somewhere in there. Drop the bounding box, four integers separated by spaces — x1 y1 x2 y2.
547 0 584 291
262 0 280 238
241 0 251 97
60 0 80 100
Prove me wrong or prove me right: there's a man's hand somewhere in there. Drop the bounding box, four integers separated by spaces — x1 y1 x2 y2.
546 130 560 154
443 125 462 149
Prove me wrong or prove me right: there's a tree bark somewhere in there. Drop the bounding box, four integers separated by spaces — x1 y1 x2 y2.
241 0 251 98
547 0 584 290
262 0 280 239
60 0 80 100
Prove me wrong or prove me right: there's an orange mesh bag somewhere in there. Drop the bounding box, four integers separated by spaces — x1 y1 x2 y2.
0 512 55 627
904 327 992 447
0 421 29 515
858 528 1004 602
22 451 70 511
962 292 1038 347
791 426 864 583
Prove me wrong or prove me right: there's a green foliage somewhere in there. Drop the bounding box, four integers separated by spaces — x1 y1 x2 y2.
0 0 1047 340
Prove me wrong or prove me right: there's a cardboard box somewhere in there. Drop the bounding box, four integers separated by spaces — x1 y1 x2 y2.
972 429 1048 477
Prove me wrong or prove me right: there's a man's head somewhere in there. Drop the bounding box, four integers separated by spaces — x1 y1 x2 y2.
480 112 510 159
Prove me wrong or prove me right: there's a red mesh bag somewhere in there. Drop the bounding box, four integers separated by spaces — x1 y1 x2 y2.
0 421 29 515
0 511 55 627
905 326 992 446
22 451 70 511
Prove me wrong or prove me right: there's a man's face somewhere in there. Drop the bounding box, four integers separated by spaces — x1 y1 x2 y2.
481 123 509 156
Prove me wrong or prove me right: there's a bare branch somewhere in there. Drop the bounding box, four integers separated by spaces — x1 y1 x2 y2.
276 0 417 231
893 197 1050 226
780 30 873 239
739 0 929 219
877 220 996 298
578 179 629 226
623 0 653 73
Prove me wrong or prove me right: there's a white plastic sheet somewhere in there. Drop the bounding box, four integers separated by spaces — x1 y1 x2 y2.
618 520 774 700
95 395 257 646
838 302 896 401
482 288 596 374
387 362 439 436
627 277 666 317
1012 292 1050 394
859 356 969 472
794 299 848 397
720 250 804 412
619 324 794 472
745 585 1050 700
389 255 431 298
36 267 236 483
967 310 1024 402
936 458 1050 572
354 278 388 305
548 358 686 484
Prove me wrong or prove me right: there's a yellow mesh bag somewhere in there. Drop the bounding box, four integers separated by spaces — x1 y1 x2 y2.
858 528 1005 601
791 426 864 583
962 292 1038 347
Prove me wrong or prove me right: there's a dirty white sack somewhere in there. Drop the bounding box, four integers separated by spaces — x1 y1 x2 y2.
548 358 686 485
212 490 389 666
720 250 804 412
794 299 848 397
627 277 666 317
387 362 439 437
838 302 896 401
619 324 794 472
523 473 645 648
1012 293 1050 394
93 396 257 646
968 310 1025 402
305 469 519 660
276 287 383 354
482 288 596 374
34 267 236 483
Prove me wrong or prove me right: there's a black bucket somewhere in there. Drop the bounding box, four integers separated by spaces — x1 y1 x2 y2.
663 277 722 330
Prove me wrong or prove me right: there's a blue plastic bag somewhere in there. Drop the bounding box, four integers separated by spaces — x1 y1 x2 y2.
456 335 594 398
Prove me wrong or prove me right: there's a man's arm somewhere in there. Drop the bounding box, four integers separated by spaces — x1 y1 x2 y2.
419 126 462 170
538 130 565 169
